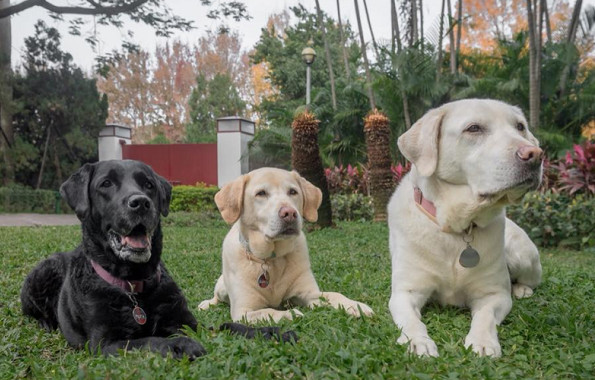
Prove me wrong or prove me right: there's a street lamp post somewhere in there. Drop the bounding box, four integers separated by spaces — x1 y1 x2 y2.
301 45 316 106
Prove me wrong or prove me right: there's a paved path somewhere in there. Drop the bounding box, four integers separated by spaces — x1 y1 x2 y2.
0 213 80 227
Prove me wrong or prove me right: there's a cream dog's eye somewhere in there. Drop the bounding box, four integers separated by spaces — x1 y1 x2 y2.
516 122 526 132
256 190 267 197
288 188 298 196
465 124 482 133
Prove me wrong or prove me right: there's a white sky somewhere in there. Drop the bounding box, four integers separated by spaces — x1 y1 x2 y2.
8 0 595 72
9 0 445 72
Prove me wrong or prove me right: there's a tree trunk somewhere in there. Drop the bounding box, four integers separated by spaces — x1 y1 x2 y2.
37 126 52 189
526 0 541 129
447 0 456 74
436 0 446 81
391 0 402 53
336 0 351 80
364 110 394 222
362 0 379 57
543 0 552 43
559 0 583 97
0 0 14 185
419 0 424 47
354 0 376 109
455 0 463 69
291 111 333 228
410 0 419 46
314 0 337 111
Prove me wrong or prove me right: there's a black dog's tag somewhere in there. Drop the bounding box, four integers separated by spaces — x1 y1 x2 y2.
459 246 480 268
132 306 147 325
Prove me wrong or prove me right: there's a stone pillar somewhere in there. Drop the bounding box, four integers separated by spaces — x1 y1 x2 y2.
217 117 254 187
98 124 132 161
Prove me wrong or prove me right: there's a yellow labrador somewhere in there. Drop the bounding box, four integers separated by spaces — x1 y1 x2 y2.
388 99 543 357
199 168 374 323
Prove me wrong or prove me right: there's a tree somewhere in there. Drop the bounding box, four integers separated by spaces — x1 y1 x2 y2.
526 0 542 129
186 73 246 143
0 0 249 182
0 0 13 185
11 21 108 189
315 0 337 110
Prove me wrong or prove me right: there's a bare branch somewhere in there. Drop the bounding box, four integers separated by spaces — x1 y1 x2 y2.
0 0 150 19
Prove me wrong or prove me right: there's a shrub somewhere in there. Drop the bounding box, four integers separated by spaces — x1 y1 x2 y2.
508 190 595 250
0 185 67 213
549 140 595 195
325 163 410 195
330 193 374 221
170 184 219 213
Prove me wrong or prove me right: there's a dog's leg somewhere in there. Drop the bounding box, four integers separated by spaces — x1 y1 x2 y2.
233 307 304 323
93 336 206 360
505 218 542 299
302 291 374 317
389 290 438 357
465 292 512 357
198 275 227 310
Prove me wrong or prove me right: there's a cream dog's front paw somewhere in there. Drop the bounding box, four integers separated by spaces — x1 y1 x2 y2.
465 333 502 357
398 334 439 357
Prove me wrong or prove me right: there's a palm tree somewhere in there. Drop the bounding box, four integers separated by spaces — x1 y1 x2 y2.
291 111 333 227
526 0 542 128
364 110 393 221
0 0 13 184
336 0 351 80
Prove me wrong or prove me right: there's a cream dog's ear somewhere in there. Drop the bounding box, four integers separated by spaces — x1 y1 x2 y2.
293 171 322 222
215 175 248 224
397 107 445 177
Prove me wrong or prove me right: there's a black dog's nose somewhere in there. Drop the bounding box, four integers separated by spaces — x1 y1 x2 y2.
128 195 152 212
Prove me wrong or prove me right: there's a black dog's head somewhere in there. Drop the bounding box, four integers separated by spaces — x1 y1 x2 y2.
60 160 172 273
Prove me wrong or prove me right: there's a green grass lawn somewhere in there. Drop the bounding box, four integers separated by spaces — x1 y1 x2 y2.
1 213 594 379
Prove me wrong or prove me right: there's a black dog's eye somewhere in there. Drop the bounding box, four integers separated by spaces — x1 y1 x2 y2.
145 181 154 190
516 122 526 132
288 188 298 196
465 124 482 133
256 190 267 197
100 179 112 188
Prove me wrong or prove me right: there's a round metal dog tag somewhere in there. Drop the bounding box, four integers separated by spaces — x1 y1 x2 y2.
132 306 147 325
459 247 480 268
257 271 269 288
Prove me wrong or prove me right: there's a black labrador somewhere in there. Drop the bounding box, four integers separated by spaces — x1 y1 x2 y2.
21 160 294 359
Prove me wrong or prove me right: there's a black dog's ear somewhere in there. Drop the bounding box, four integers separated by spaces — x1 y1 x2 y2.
155 173 172 217
60 163 95 220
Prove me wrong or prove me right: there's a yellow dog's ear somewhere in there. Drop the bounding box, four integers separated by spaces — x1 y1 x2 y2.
215 175 248 224
397 107 444 177
292 171 322 222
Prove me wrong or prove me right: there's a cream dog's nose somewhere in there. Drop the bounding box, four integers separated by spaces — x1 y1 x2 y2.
516 145 544 165
279 206 298 223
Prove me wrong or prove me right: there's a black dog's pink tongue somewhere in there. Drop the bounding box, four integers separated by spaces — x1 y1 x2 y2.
122 235 149 249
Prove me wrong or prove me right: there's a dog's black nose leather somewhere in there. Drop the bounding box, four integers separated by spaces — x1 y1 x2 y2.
128 195 152 212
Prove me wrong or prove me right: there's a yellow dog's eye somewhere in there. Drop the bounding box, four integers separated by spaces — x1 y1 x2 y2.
256 190 267 197
516 122 526 132
288 188 298 196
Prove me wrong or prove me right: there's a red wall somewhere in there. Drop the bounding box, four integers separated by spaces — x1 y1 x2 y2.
122 144 217 186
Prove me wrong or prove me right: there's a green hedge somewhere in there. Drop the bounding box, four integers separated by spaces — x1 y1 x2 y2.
508 191 595 250
0 185 66 213
170 185 219 213
331 193 374 222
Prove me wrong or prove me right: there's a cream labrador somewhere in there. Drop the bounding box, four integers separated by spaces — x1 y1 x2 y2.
388 99 543 357
199 168 374 323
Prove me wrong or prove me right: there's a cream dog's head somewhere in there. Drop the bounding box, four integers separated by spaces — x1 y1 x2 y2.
214 168 322 240
398 99 543 204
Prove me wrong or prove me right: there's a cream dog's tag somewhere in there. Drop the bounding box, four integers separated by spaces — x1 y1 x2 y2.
459 246 480 268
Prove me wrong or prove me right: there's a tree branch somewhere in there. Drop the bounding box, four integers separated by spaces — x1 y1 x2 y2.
0 0 150 19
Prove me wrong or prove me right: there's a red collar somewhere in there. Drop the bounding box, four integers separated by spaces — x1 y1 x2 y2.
414 187 439 224
91 260 160 293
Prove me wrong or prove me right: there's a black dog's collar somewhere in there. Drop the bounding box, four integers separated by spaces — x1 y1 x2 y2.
90 260 161 293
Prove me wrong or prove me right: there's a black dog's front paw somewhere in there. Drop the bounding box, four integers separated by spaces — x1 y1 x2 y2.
219 323 298 343
161 337 206 360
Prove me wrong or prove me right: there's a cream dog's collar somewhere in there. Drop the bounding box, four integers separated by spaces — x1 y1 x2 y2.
413 186 480 268
239 233 276 288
